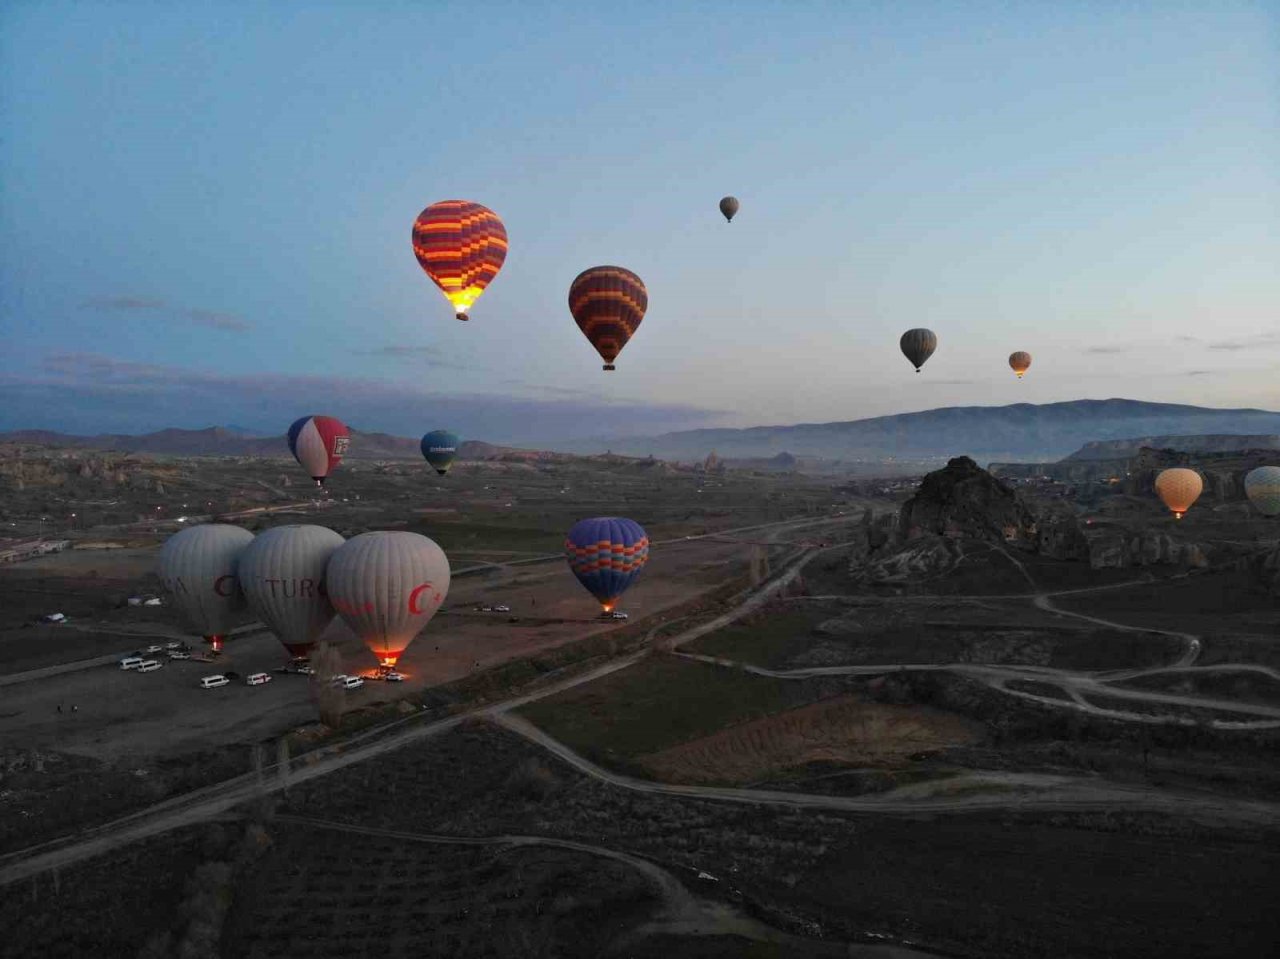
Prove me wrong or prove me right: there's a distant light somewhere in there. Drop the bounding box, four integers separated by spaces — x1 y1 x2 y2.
177 516 187 523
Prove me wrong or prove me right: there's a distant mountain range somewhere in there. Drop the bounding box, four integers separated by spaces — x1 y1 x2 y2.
0 426 495 461
5 399 1280 464
568 399 1280 462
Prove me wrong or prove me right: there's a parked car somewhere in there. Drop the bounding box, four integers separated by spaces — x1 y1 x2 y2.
119 657 145 670
382 671 405 682
199 675 229 689
168 650 191 660
137 660 163 673
144 645 164 655
245 672 272 686
164 642 183 650
608 611 629 620
493 605 511 612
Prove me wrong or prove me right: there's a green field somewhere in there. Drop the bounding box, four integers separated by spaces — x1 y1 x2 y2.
516 655 839 765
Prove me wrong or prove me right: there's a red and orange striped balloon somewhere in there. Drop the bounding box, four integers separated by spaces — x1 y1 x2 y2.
568 266 647 371
411 200 508 321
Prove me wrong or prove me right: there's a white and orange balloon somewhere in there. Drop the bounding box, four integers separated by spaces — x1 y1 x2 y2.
325 531 451 668
158 524 255 651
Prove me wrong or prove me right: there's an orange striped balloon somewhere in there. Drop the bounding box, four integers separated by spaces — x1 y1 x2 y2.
411 200 508 321
568 266 647 371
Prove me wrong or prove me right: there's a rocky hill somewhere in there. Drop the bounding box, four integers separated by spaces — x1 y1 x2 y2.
849 456 1227 584
1063 434 1280 461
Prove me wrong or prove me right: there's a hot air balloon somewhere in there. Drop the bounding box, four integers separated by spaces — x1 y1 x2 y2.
1244 466 1280 517
1154 468 1203 519
238 525 345 660
421 430 460 476
325 531 451 669
719 196 739 222
411 200 508 321
569 266 647 371
565 517 649 613
158 524 254 652
1009 351 1032 379
900 329 937 372
288 415 350 487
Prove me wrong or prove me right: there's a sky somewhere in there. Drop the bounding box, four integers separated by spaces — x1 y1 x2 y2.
1 1 1277 446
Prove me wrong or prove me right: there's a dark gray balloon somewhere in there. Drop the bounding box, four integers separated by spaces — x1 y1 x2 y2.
900 328 938 372
719 196 739 222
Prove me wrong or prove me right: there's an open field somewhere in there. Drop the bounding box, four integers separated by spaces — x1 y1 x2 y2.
689 598 1185 672
244 722 1280 958
1053 567 1280 643
637 694 982 785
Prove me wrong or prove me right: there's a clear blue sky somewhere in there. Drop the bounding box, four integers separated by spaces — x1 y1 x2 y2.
2 0 1276 444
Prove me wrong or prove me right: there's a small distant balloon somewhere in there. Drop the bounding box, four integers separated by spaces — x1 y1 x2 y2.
158 524 254 651
1244 466 1280 517
421 430 460 476
1154 468 1203 519
411 200 508 321
565 517 649 613
719 196 739 222
900 329 938 373
569 266 647 371
288 415 350 487
1009 352 1032 379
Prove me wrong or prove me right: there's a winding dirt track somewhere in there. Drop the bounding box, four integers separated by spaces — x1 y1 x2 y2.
4 526 1279 892
270 815 940 957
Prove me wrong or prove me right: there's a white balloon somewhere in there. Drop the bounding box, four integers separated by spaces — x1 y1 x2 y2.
158 524 254 644
238 525 345 656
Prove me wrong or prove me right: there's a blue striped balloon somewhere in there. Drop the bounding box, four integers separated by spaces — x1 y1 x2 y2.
565 517 649 611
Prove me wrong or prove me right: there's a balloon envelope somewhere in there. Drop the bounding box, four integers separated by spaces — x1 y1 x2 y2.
1244 466 1280 517
719 196 739 222
288 415 350 487
1009 351 1032 378
411 200 508 321
325 531 451 667
900 329 938 372
568 266 647 371
421 430 460 476
158 524 254 648
1154 468 1203 519
238 525 345 658
565 517 649 611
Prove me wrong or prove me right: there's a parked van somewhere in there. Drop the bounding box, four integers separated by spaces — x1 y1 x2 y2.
199 675 230 689
137 660 163 673
245 672 272 686
338 676 364 691
119 657 144 670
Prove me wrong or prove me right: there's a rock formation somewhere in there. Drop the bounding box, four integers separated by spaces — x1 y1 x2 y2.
897 456 1037 548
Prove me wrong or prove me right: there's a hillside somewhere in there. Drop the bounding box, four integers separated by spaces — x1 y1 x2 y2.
1062 434 1280 461
0 427 522 462
572 399 1280 462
